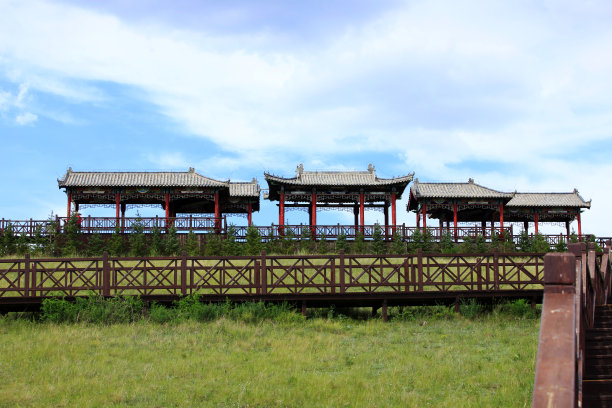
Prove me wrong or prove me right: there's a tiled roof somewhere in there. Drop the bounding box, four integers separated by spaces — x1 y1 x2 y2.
58 168 229 188
411 179 511 199
265 164 414 187
229 180 260 197
507 191 591 208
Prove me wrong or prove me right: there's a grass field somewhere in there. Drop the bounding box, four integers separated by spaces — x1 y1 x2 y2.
0 310 538 407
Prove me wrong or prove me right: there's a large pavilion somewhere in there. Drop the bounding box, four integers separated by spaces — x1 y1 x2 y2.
57 168 261 228
264 164 414 231
408 178 591 239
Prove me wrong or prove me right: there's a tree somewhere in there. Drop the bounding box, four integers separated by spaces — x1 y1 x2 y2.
317 234 329 254
151 225 164 256
16 233 29 256
184 229 199 256
244 225 263 256
352 231 367 254
371 223 386 254
299 227 315 253
108 225 125 256
164 226 180 256
335 232 350 254
86 233 105 256
439 231 455 254
63 213 81 256
2 223 17 256
129 217 148 257
222 225 241 256
389 231 406 255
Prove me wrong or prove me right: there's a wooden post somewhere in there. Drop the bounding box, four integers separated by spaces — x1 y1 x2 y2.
416 210 420 228
353 205 359 227
102 251 110 297
67 191 72 219
311 190 317 240
359 191 365 231
534 212 539 235
181 251 187 296
254 260 261 295
422 204 427 233
330 258 336 294
391 191 397 230
493 249 499 291
261 250 267 295
382 299 388 322
214 191 220 233
247 203 252 226
523 221 529 234
339 250 345 293
115 193 121 226
279 189 285 234
532 253 576 407
164 193 170 228
384 203 389 238
577 211 582 240
453 204 458 242
24 253 30 297
417 248 423 291
301 300 307 317
499 203 504 236
565 221 570 242
403 258 410 292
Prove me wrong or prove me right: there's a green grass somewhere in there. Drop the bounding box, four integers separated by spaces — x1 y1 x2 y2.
0 311 538 407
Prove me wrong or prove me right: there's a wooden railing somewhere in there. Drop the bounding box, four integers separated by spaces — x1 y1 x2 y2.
532 242 612 407
0 251 544 301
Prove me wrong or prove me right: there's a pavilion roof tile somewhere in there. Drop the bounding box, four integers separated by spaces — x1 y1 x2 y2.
506 191 591 208
411 179 511 199
58 168 229 188
229 180 260 197
264 164 414 187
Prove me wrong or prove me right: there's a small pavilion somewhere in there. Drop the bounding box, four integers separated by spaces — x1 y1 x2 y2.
264 164 413 230
505 191 591 237
57 168 260 227
408 178 591 239
408 178 512 238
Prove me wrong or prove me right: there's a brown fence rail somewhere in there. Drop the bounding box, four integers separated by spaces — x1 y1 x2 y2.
0 251 544 311
532 242 612 407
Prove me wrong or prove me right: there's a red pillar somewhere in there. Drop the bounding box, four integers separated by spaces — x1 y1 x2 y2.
247 203 252 226
279 189 285 235
534 212 539 235
67 191 72 219
121 203 126 231
422 204 427 233
565 221 570 242
359 191 365 230
214 191 220 233
391 192 397 228
311 191 317 239
115 193 120 217
453 204 458 241
164 193 170 228
384 204 389 235
416 210 420 228
499 203 504 236
577 211 582 239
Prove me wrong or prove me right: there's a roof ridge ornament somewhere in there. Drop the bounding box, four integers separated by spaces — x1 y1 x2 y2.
468 178 474 184
368 163 375 174
188 167 195 173
296 163 304 176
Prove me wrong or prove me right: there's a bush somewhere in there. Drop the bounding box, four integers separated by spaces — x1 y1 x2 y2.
62 213 81 256
244 225 263 256
86 233 105 256
460 298 486 319
389 231 406 255
184 229 199 256
164 225 180 256
222 225 242 256
2 223 17 256
108 225 125 257
151 225 164 256
532 234 551 253
494 299 538 319
40 294 145 324
439 231 455 254
204 234 223 256
317 234 328 254
16 233 29 256
371 223 386 254
300 227 315 253
129 217 148 257
335 232 350 254
554 238 567 252
352 231 367 254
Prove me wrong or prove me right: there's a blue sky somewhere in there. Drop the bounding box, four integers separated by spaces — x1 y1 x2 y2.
1 0 611 234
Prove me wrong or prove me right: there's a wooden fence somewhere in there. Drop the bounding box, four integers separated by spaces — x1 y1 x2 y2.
532 242 612 406
0 251 544 312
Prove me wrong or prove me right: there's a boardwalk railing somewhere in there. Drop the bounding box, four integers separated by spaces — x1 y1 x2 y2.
532 242 612 407
1 216 590 244
0 251 544 305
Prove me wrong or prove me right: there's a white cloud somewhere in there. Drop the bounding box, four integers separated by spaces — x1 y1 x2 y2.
15 111 37 125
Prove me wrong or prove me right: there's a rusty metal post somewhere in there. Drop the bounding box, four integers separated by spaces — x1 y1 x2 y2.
24 253 30 297
532 252 576 408
102 251 110 297
180 251 187 296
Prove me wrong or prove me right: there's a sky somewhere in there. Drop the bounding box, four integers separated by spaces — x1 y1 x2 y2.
1 0 611 235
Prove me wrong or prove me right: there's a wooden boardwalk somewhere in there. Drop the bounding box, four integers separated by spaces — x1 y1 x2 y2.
0 250 544 314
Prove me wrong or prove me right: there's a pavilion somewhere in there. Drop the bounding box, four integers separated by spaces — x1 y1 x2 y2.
57 167 260 227
264 164 414 231
408 178 590 239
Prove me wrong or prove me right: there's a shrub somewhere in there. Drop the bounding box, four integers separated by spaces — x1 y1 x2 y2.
129 217 148 257
335 232 350 254
86 233 105 256
16 233 29 256
352 231 367 254
244 225 263 256
317 234 329 254
554 239 567 252
204 234 223 256
222 225 242 256
439 231 455 254
164 225 180 256
150 225 164 256
108 225 125 256
517 230 532 252
300 227 315 253
460 298 486 319
62 213 81 256
184 229 199 256
532 234 551 253
371 223 386 254
389 231 406 255
2 223 16 255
